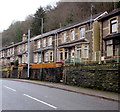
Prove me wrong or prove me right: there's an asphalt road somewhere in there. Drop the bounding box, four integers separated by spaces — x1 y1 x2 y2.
1 79 119 110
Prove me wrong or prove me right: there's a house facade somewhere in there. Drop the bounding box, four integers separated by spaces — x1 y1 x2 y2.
99 8 120 61
32 29 59 64
56 12 107 63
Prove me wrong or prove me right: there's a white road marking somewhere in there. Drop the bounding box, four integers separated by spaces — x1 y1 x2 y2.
4 85 16 92
23 94 57 109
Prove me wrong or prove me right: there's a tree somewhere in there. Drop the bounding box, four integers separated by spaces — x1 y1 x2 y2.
31 7 46 36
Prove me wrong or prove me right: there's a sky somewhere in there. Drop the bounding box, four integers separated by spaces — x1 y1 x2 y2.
0 0 59 32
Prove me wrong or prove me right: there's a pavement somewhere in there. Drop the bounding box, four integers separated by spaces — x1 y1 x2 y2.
6 78 120 102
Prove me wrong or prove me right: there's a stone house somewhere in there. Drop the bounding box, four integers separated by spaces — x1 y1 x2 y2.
31 29 59 64
98 8 120 61
56 12 107 63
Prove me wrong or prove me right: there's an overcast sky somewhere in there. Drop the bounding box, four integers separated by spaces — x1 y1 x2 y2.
0 0 59 32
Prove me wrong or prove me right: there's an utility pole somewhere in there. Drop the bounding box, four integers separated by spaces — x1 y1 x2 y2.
27 29 30 79
41 18 43 34
40 18 43 81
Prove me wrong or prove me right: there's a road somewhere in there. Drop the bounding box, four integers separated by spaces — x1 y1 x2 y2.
0 79 119 110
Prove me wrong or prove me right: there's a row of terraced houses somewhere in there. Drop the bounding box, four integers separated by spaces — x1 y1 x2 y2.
0 9 120 69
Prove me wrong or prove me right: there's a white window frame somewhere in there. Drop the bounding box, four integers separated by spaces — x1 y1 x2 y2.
62 33 66 43
71 48 75 58
37 40 41 49
38 53 42 63
34 53 38 63
110 19 118 34
50 51 53 61
65 49 69 59
71 30 75 41
43 39 46 47
80 27 85 39
84 45 89 58
45 52 48 62
77 46 82 58
48 37 52 46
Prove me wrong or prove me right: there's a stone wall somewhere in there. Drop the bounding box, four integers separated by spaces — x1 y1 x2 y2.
30 67 63 82
63 63 119 93
0 71 8 78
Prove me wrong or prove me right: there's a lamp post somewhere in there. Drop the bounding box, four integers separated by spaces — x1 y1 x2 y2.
27 29 30 79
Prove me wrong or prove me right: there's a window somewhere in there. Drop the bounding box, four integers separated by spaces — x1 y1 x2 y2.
62 33 66 43
18 46 21 53
77 46 82 58
106 40 113 57
84 46 89 58
18 57 22 64
12 48 14 54
48 37 52 46
25 44 28 51
71 48 75 58
43 39 46 47
80 27 85 39
34 54 38 63
50 52 53 61
110 19 117 33
114 39 120 56
37 40 41 49
71 30 75 41
22 55 24 63
45 52 48 62
38 53 42 63
25 55 28 64
65 49 68 59
59 50 63 61
22 44 24 52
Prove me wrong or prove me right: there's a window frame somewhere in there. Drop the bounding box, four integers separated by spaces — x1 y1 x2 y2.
84 45 89 58
110 18 118 34
80 27 85 39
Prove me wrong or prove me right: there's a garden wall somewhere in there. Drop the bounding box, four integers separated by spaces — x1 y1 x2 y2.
63 63 120 93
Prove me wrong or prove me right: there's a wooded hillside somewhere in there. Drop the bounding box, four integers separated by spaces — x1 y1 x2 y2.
2 1 120 47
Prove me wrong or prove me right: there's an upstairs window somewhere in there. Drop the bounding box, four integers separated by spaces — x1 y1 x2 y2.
12 48 14 54
43 39 46 47
110 19 117 33
80 27 85 39
48 37 52 46
71 30 75 41
37 40 41 49
62 33 66 43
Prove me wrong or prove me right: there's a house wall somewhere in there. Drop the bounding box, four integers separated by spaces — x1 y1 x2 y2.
100 14 120 58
